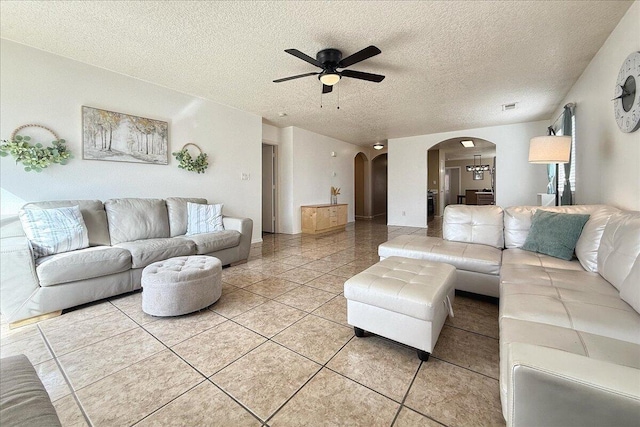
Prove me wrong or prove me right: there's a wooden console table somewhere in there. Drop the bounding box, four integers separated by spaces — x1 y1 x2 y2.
301 204 347 234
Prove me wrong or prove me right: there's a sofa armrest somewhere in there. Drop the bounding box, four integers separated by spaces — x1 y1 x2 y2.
0 236 40 323
223 217 253 261
507 342 640 427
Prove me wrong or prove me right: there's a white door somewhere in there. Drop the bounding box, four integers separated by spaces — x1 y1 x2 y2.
445 167 460 206
262 144 276 233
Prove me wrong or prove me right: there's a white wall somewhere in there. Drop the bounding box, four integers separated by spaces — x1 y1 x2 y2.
552 2 640 211
388 121 549 227
0 40 263 242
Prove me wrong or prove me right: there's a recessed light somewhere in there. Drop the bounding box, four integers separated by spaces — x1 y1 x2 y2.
460 140 475 148
502 102 517 111
278 112 287 117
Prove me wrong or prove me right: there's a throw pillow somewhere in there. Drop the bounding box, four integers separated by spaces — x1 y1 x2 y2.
186 202 224 235
19 205 89 258
522 210 590 260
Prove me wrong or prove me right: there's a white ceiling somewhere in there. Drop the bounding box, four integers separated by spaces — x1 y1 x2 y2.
0 1 632 146
431 138 496 161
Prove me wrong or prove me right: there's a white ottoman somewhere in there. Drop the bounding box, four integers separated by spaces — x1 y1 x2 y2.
141 256 222 317
344 256 456 361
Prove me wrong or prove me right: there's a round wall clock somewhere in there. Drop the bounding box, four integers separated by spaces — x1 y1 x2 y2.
614 51 640 133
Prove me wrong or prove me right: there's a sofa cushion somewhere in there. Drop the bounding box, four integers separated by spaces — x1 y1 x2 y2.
23 199 111 246
443 205 504 249
166 197 207 237
502 248 584 271
115 237 196 268
0 354 62 427
19 206 89 258
186 202 224 235
36 246 132 287
598 211 640 291
500 289 640 344
575 205 621 272
620 255 640 314
379 234 502 275
186 230 241 255
105 198 170 245
521 210 590 261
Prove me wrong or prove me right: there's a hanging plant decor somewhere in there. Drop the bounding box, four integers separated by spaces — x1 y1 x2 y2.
172 143 208 174
0 124 72 172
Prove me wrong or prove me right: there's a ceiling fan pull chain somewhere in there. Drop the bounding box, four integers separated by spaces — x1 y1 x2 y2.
320 91 323 108
337 84 340 110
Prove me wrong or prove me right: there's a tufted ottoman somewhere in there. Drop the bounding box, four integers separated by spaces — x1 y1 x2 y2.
344 256 456 361
141 255 222 317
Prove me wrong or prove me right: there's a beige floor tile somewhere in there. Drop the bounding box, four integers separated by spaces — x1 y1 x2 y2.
275 285 336 312
270 368 398 426
54 395 89 427
41 310 138 356
40 301 118 331
77 350 203 426
296 259 337 273
245 262 295 276
328 336 421 402
446 296 499 338
209 289 268 318
306 273 347 294
432 325 500 379
404 358 505 427
143 309 227 347
0 331 53 365
277 267 325 284
221 282 240 294
58 327 165 391
233 301 306 338
312 295 349 326
172 320 266 377
211 341 320 421
0 321 40 342
320 253 356 265
114 301 159 326
109 291 142 309
394 407 444 427
273 315 353 364
34 359 71 402
222 270 272 288
244 277 300 299
135 381 260 426
279 255 315 267
329 264 367 278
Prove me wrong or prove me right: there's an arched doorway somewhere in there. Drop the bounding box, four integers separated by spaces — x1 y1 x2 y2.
427 138 496 216
372 153 388 220
354 152 367 219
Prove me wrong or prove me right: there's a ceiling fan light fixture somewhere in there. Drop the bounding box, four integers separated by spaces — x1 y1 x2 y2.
319 73 341 86
373 143 384 150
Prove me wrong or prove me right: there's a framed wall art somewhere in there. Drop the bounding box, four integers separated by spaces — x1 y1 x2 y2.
82 106 168 164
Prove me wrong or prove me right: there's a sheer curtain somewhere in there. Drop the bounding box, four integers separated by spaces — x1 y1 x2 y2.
555 104 575 205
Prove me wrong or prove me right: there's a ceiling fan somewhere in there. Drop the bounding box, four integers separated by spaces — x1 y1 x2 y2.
273 45 385 94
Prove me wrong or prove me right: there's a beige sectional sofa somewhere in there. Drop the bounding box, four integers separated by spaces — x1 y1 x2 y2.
379 204 640 426
0 197 252 324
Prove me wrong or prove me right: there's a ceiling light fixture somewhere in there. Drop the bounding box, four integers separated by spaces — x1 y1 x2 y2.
319 72 341 86
373 143 384 150
466 154 490 172
460 140 475 148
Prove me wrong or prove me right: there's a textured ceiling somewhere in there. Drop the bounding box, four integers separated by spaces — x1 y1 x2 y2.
0 1 632 145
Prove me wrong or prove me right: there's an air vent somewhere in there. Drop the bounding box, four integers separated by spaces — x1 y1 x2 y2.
502 102 517 111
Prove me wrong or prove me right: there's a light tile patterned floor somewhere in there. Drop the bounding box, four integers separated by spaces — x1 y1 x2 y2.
0 217 505 426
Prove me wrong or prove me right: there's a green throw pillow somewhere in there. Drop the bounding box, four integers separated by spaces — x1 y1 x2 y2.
522 210 590 260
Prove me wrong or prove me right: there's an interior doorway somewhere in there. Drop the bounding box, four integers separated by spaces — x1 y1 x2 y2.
354 152 366 218
444 167 461 207
261 144 276 233
372 153 388 219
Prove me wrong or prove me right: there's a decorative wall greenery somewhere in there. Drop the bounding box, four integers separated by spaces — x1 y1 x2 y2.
0 125 72 172
172 143 208 174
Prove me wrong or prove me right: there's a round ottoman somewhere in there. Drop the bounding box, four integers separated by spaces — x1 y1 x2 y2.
141 255 222 317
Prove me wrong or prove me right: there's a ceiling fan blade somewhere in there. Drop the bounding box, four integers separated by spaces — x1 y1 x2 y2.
338 45 381 68
341 69 385 83
273 72 319 83
284 49 322 68
322 84 333 94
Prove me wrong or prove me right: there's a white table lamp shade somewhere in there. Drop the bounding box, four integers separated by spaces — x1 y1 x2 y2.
529 136 571 164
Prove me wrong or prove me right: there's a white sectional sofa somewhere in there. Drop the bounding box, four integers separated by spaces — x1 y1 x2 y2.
379 204 640 426
0 197 252 324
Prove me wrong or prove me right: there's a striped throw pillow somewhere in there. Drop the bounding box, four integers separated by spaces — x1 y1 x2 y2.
186 202 224 235
19 205 89 258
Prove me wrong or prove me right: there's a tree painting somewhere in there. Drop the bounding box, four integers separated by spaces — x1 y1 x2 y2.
82 106 168 164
